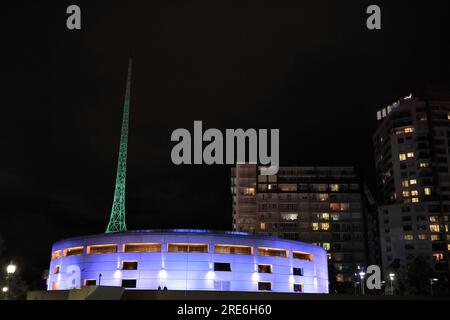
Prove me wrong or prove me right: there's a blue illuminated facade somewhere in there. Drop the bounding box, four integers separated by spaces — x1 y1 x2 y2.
47 229 328 293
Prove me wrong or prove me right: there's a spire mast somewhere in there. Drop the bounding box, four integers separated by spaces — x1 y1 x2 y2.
106 59 132 233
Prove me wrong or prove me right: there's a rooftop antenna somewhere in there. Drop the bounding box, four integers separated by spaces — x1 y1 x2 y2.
106 58 132 233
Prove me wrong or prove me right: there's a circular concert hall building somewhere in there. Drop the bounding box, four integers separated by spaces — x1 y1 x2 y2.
47 229 328 294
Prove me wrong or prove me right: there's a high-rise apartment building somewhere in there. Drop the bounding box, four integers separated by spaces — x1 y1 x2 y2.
231 164 367 292
373 93 450 290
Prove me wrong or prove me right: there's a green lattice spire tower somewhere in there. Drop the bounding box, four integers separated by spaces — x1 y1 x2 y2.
106 59 132 233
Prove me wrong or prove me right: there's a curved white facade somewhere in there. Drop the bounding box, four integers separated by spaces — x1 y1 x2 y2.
47 230 328 293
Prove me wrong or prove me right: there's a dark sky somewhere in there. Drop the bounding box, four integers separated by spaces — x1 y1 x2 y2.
1 1 450 284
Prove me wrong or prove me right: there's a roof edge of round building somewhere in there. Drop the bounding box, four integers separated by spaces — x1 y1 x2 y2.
51 229 324 250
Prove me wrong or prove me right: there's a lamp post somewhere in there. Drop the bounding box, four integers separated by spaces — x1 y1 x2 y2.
430 278 438 296
389 273 395 295
5 262 16 300
2 286 8 300
359 271 366 295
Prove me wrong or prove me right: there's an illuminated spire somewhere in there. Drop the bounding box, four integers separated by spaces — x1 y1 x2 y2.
106 59 132 233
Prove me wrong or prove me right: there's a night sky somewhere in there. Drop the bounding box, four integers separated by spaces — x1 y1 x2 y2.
2 1 450 285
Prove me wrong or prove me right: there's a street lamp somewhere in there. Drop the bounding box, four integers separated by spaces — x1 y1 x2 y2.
6 263 16 275
2 286 8 300
389 273 395 295
430 278 438 296
5 262 16 300
359 271 366 295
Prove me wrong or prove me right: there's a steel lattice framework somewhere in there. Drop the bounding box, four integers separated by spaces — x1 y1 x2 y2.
106 59 132 233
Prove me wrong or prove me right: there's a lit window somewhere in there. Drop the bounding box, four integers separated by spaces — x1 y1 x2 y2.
293 251 314 261
122 261 138 270
448 113 450 120
403 191 410 197
167 243 209 253
429 216 439 223
433 253 444 261
430 224 440 233
420 162 429 168
215 244 253 255
260 222 266 230
407 152 414 158
410 179 417 185
123 243 161 253
51 250 61 260
331 214 339 221
258 247 288 258
418 234 427 240
319 193 329 201
447 244 450 251
424 187 432 196
399 154 407 161
258 264 272 273
404 127 414 133
64 246 84 256
312 222 319 231
431 235 440 241
404 234 413 241
84 279 96 286
322 243 330 251
411 190 419 196
412 197 419 203
320 223 330 231
87 244 117 255
402 180 409 187
281 213 298 221
242 187 256 196
330 184 339 192
320 213 330 220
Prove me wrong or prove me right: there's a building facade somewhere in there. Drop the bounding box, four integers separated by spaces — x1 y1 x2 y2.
373 93 450 290
231 164 366 292
47 229 328 294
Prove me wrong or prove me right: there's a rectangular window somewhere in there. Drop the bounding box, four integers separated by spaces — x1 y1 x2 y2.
258 282 272 291
399 153 407 161
214 244 252 255
319 193 329 201
312 222 319 231
258 264 272 273
293 267 303 276
167 243 209 253
412 198 419 203
407 152 415 158
87 244 117 255
121 279 137 288
411 190 419 196
320 223 330 231
404 234 414 241
123 243 161 253
214 262 231 272
84 279 96 286
403 191 410 197
258 247 288 258
122 261 138 270
64 246 84 257
279 184 297 192
418 234 427 240
280 213 298 221
51 250 61 260
430 224 440 233
410 179 417 185
293 284 303 292
293 251 314 261
424 187 432 196
330 184 339 192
